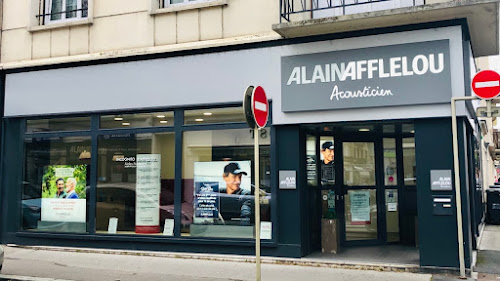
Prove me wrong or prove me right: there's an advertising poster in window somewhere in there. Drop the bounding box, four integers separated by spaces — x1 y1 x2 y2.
136 154 161 233
193 182 220 220
349 190 371 225
41 165 87 223
193 161 252 225
320 138 335 186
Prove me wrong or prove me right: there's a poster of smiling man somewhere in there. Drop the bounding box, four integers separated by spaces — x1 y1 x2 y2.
41 165 87 223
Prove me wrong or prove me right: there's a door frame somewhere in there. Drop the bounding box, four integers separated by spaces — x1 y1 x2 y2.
339 132 385 246
305 123 413 249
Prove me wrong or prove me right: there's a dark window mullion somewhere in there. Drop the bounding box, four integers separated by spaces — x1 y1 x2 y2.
88 115 99 234
173 109 183 237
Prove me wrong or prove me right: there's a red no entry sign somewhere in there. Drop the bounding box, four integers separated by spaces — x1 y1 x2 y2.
252 86 269 128
472 70 500 99
243 86 269 128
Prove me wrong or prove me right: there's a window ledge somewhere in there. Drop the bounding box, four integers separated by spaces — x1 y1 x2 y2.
151 0 228 15
28 18 93 33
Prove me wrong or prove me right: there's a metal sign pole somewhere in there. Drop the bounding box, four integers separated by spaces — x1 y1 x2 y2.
254 127 261 281
451 95 479 279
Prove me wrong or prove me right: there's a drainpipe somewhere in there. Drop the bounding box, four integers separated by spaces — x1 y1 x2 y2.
452 95 479 279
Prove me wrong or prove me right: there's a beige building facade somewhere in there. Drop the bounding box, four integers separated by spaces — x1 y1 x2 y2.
1 0 280 66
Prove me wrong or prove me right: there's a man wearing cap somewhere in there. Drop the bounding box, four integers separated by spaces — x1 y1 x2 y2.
321 141 335 186
220 162 253 225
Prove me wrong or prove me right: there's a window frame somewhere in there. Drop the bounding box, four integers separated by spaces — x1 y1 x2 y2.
44 0 87 24
150 0 228 15
165 0 215 8
29 0 93 31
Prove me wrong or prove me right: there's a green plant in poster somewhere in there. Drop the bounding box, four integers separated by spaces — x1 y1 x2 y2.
42 165 87 199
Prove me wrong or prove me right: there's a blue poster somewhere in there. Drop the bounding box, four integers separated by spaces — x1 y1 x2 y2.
194 182 219 218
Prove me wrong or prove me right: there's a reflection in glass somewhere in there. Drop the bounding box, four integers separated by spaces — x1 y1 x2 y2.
402 124 415 134
27 117 91 133
182 128 272 238
306 135 317 186
100 112 174 129
343 142 375 186
383 125 395 134
96 132 175 235
344 189 377 240
403 138 416 185
383 138 397 186
184 107 245 125
23 136 91 233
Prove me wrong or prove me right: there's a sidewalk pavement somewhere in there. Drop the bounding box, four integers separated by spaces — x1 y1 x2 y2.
6 227 500 281
475 225 500 281
0 245 434 281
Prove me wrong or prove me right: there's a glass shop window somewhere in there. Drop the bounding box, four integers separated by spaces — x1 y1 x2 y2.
23 136 91 233
181 128 272 239
96 132 176 235
403 137 416 186
100 112 174 129
27 117 91 133
184 107 246 125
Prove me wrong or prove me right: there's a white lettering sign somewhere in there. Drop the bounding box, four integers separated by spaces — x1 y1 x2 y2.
286 53 444 85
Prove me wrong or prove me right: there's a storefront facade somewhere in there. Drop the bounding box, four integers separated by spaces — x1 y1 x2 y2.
0 22 484 270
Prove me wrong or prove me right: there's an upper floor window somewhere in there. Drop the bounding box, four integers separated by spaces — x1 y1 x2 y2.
164 0 214 7
41 0 88 24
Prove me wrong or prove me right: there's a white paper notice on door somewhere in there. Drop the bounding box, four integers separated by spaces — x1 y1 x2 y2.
349 190 371 224
387 203 398 212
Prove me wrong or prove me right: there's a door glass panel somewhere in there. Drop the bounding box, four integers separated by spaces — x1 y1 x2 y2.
343 142 375 186
383 138 397 186
403 138 416 185
385 189 400 242
306 135 317 186
320 137 335 186
344 189 377 240
383 125 395 134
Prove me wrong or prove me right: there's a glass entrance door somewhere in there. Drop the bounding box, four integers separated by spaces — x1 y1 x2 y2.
342 141 379 242
306 123 416 251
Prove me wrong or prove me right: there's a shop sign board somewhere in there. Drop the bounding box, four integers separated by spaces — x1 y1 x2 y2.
430 169 452 191
281 40 452 112
279 170 297 189
472 70 500 99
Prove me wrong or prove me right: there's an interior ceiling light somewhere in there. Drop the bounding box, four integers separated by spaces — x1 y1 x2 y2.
195 119 204 122
160 120 168 124
359 128 370 132
203 112 213 116
114 116 123 121
156 115 166 118
122 122 130 126
410 130 415 134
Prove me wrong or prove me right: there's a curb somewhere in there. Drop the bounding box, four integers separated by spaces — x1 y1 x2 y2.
0 275 72 281
6 244 420 274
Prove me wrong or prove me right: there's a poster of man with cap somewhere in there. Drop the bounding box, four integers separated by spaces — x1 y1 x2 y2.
193 161 253 225
321 140 335 186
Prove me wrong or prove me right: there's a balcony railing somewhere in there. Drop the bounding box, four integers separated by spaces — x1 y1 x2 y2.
280 0 424 22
